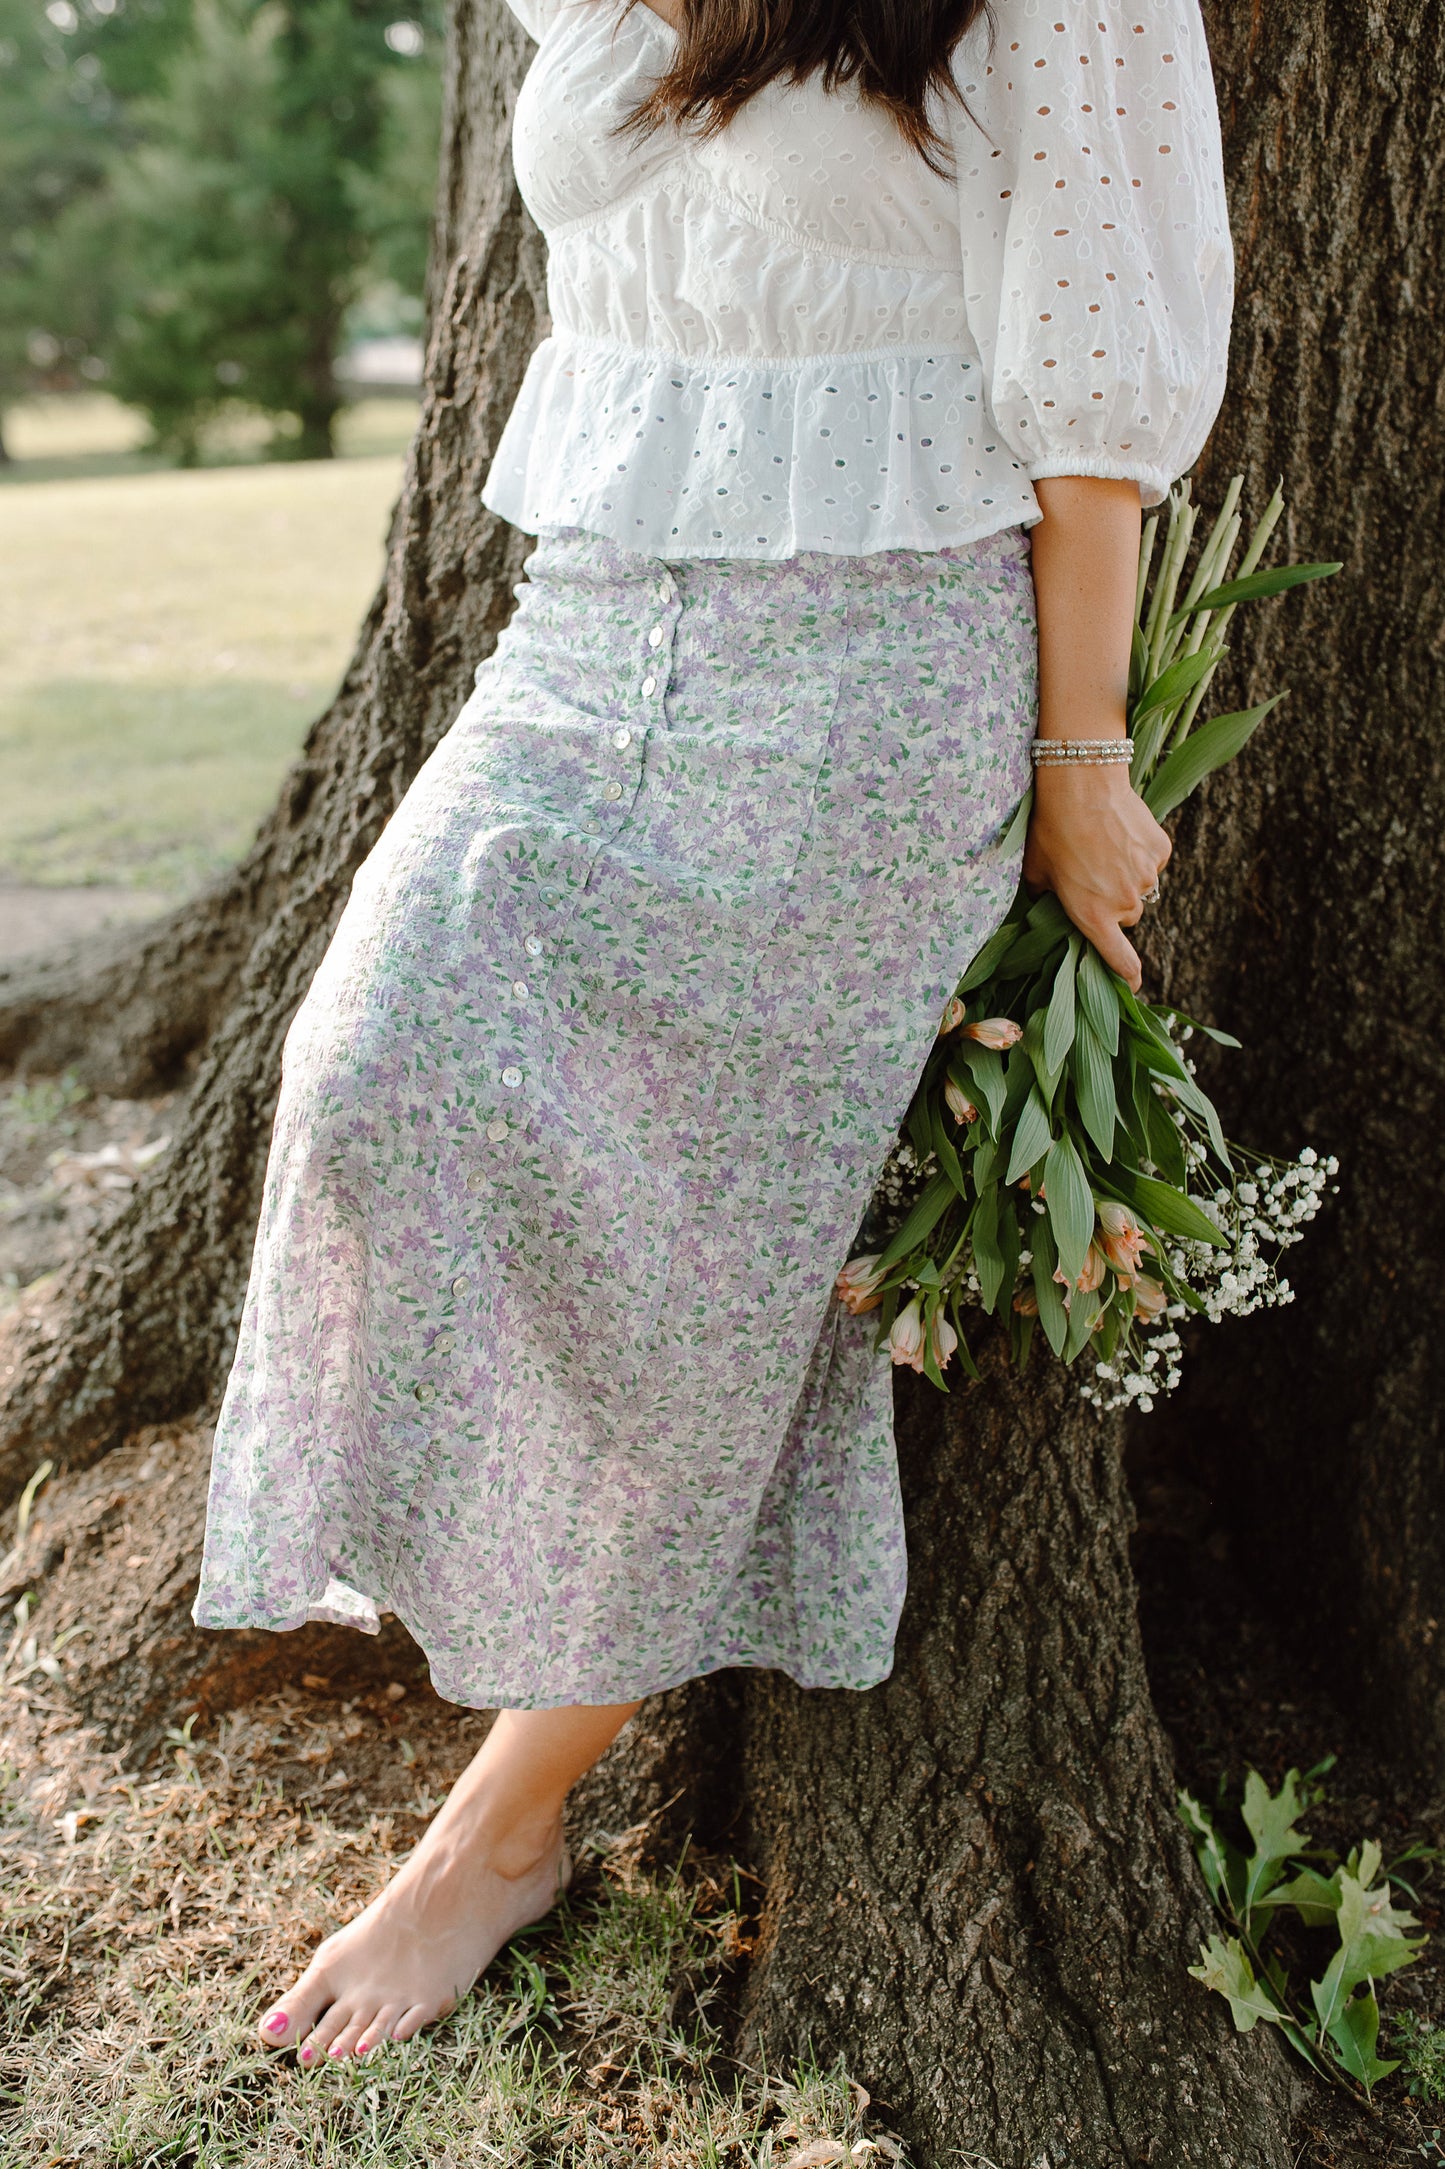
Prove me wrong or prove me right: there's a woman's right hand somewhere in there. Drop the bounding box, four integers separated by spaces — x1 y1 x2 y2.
1022 761 1171 992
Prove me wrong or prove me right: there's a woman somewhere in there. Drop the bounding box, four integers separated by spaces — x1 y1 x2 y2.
194 0 1231 2064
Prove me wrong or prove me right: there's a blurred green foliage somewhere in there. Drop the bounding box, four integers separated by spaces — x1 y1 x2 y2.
0 0 443 462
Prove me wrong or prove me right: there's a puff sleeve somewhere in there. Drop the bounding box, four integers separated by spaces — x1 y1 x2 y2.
951 0 1233 507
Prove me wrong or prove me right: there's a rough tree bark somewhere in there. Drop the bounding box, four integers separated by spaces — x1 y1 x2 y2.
3 0 1435 2158
1149 0 1445 1774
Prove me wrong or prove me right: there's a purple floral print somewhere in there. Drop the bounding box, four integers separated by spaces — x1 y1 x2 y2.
193 525 1037 1707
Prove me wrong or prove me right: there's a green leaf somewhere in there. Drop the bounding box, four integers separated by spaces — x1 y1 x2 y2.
1005 1084 1054 1187
1113 1057 1149 1160
1072 1012 1117 1162
876 1172 955 1274
1025 890 1072 936
1092 1296 1122 1365
993 923 1069 982
1120 991 1191 1081
1179 1791 1246 1914
1141 1077 1190 1188
920 1290 951 1392
1264 1866 1346 1931
1064 1281 1102 1360
972 1129 1001 1191
907 1086 934 1162
970 1180 1006 1312
1163 1066 1229 1165
1135 1171 1229 1248
1001 1042 1035 1127
948 1298 982 1381
929 1096 969 1199
1310 1864 1425 2037
1189 1934 1286 2034
957 897 1029 994
1044 1130 1094 1287
1105 1168 1229 1250
1130 642 1225 727
952 1041 1006 1132
1325 1992 1399 2095
1030 1217 1068 1357
1143 697 1287 822
1043 935 1080 1076
1166 560 1343 626
997 1182 1021 1300
1165 1006 1242 1050
1241 1768 1313 1916
1077 943 1121 1055
996 785 1034 857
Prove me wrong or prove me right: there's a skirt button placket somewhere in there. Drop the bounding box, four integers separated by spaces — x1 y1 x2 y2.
616 563 674 820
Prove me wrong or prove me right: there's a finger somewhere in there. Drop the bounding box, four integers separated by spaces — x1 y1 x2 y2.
1084 921 1142 990
1118 898 1144 928
1155 827 1174 870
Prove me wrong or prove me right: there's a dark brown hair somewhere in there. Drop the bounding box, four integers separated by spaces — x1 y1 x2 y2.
620 0 992 176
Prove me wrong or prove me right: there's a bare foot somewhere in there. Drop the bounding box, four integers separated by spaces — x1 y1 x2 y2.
257 1812 571 2061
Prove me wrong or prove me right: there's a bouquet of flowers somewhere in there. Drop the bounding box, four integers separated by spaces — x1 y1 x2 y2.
839 478 1341 1409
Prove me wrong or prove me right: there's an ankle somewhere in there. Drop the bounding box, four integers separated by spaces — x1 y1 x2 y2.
489 1810 565 1882
426 1791 563 1884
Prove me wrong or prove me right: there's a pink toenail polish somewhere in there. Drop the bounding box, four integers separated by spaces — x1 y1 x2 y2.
356 2043 369 2057
299 2047 314 2064
264 2013 288 2037
329 2045 345 2059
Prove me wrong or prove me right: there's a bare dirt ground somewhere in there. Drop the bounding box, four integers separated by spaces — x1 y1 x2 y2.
0 886 168 970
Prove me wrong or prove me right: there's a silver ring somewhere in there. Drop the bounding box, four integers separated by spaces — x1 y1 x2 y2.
1141 882 1162 905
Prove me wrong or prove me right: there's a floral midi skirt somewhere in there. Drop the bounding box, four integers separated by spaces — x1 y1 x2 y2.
192 524 1037 1708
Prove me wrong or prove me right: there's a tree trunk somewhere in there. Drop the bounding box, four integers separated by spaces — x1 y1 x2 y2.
737 1360 1290 2163
0 0 548 1492
1147 0 1445 1776
3 0 1434 2156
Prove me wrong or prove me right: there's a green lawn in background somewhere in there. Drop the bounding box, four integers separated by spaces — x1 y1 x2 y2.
0 396 415 895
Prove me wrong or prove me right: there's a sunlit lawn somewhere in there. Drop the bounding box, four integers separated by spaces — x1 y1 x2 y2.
0 395 415 897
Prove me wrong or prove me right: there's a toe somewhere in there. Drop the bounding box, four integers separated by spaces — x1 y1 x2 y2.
326 2013 371 2062
302 1998 355 2061
358 2004 406 2056
391 2002 436 2043
258 1960 336 2054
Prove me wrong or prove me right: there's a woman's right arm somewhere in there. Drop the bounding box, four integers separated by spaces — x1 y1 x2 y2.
1022 476 1171 993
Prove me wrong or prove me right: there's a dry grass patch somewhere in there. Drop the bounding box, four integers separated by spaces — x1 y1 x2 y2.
0 1652 905 2167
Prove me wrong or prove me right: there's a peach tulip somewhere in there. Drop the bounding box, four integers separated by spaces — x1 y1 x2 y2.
1132 1277 1168 1321
963 1017 1022 1050
1096 1200 1152 1283
835 1254 886 1316
938 996 967 1036
928 1307 958 1372
944 1077 978 1127
889 1298 926 1370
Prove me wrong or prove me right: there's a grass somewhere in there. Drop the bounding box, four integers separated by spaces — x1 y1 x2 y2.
1 391 420 485
0 399 414 896
0 1671 902 2167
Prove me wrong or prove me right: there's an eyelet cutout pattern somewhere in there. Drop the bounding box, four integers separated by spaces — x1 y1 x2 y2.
489 0 1233 558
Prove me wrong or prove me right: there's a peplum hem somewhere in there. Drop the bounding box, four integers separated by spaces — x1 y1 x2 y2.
481 331 1042 560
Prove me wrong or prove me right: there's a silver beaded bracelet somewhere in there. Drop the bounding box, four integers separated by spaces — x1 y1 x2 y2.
1030 736 1134 766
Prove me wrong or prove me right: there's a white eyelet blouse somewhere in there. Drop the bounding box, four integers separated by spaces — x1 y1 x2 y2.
482 0 1233 560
